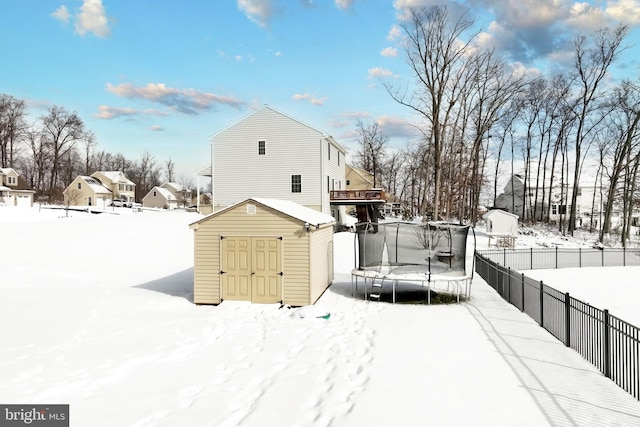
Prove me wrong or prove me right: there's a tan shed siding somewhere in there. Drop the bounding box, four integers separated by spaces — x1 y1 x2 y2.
193 226 222 304
308 225 334 304
192 202 312 306
212 107 323 209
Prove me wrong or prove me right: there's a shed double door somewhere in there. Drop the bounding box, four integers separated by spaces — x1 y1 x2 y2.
221 237 282 303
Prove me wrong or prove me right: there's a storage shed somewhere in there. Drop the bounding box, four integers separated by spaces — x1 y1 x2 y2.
189 198 336 306
483 209 519 248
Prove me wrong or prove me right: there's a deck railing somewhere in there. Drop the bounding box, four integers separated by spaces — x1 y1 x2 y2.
330 189 385 201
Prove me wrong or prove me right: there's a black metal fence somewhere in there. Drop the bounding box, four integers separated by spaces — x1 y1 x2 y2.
475 248 640 400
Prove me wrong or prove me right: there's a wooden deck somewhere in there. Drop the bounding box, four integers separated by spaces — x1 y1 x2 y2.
329 190 385 204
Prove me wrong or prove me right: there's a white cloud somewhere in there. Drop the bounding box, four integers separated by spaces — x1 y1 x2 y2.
237 0 277 28
291 93 327 105
93 105 138 119
566 2 610 31
335 0 356 9
380 47 398 57
51 5 70 24
52 0 110 38
106 82 245 114
149 125 164 131
606 0 640 25
387 25 401 41
368 67 396 78
93 105 168 120
75 0 110 38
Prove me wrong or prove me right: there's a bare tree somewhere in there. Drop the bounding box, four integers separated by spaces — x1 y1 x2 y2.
177 175 195 207
39 106 85 198
354 121 388 188
386 6 476 220
164 157 176 183
63 188 83 217
0 94 27 168
567 25 629 234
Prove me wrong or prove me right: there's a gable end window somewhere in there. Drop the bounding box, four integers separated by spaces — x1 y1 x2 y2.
77 182 82 190
291 175 302 193
327 142 331 160
258 140 266 155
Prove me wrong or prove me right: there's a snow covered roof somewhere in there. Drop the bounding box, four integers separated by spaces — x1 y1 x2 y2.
162 182 189 192
153 187 177 201
80 176 112 194
483 209 519 220
191 198 336 227
93 171 134 185
252 198 336 225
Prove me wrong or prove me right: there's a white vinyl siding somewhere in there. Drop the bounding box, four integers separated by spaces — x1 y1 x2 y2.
212 107 323 211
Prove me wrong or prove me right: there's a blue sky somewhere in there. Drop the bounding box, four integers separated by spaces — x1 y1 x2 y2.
2 0 640 179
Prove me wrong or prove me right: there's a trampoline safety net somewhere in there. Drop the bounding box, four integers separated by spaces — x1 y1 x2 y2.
355 222 472 277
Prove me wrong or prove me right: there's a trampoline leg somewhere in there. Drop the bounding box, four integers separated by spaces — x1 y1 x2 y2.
393 280 396 304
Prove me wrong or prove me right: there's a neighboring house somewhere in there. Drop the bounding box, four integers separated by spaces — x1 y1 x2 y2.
0 167 35 207
495 173 581 224
63 175 113 207
161 182 192 207
346 164 374 191
142 186 178 209
209 105 347 218
91 171 136 204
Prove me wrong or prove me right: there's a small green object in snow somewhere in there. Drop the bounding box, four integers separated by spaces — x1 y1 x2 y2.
318 313 330 320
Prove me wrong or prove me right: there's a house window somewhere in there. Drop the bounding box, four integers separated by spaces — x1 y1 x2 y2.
77 182 81 190
291 175 302 193
346 179 350 186
327 176 330 193
258 140 266 155
8 176 16 185
338 152 340 165
153 191 157 197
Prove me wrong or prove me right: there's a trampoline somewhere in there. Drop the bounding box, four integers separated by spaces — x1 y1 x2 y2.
351 221 476 303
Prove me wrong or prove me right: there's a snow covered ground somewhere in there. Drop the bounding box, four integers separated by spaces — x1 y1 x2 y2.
1 206 640 426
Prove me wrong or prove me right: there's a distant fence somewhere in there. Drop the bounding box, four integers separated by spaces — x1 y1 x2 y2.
475 248 640 400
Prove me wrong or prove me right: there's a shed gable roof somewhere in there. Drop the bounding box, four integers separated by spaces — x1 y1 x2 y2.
190 197 336 227
483 209 519 220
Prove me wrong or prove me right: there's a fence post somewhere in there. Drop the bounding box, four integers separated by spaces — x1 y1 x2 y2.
521 273 526 312
565 292 571 347
555 247 558 269
579 247 582 268
540 281 544 328
530 247 533 270
604 309 611 378
507 267 511 304
504 248 507 267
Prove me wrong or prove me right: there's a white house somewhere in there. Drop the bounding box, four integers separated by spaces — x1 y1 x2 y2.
208 105 347 219
142 186 178 209
0 167 35 207
63 175 113 208
161 182 191 207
